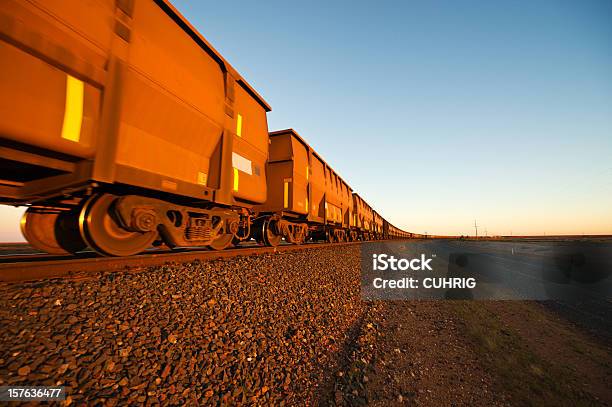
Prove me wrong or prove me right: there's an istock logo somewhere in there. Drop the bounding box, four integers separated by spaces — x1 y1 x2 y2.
372 254 434 271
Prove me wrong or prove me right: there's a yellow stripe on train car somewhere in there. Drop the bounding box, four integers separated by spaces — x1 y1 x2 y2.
236 114 243 137
233 168 239 191
283 181 289 208
61 75 84 142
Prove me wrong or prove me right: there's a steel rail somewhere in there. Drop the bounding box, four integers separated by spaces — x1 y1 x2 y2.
0 241 367 283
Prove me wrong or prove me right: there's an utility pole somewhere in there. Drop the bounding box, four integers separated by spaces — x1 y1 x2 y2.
474 220 479 239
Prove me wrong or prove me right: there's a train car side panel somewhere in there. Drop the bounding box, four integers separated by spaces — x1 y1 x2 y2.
0 0 112 159
231 83 268 204
114 0 225 196
309 154 325 223
258 132 307 214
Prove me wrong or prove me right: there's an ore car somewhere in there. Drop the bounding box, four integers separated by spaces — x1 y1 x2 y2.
0 0 271 255
254 129 356 244
373 211 384 240
353 194 375 241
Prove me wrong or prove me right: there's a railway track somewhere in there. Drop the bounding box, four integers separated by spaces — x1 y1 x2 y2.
0 241 365 283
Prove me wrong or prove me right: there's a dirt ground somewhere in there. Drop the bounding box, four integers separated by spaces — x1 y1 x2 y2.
328 300 612 406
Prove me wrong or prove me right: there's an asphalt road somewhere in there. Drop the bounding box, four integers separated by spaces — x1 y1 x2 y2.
363 239 612 300
362 239 612 344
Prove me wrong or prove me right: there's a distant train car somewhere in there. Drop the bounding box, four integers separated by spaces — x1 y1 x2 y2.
353 194 375 241
382 219 389 239
373 211 384 240
387 223 408 239
255 129 355 244
389 224 396 238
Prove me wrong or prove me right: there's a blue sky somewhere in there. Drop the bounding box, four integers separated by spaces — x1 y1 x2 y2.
1 0 611 240
173 0 612 236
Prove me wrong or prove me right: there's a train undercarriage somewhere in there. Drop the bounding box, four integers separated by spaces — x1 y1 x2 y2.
19 191 379 257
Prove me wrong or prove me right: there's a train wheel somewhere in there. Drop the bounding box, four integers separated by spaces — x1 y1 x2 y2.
262 218 282 247
208 233 234 250
326 231 335 243
21 208 86 254
79 194 157 256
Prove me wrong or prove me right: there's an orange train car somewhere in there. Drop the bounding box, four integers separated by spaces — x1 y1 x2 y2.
353 194 375 240
0 0 413 256
254 129 355 244
372 210 384 240
0 0 270 255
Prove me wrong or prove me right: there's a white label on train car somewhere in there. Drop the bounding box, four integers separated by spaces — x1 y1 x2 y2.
232 152 252 175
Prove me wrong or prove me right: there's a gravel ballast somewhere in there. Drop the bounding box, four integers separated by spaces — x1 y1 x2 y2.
0 246 368 405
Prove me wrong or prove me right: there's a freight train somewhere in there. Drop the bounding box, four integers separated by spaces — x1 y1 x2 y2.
0 0 413 256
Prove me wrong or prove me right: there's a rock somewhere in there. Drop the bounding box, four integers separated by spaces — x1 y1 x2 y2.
0 246 377 405
17 366 30 376
161 364 171 379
